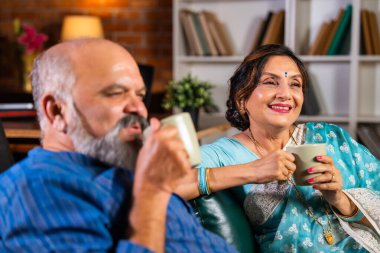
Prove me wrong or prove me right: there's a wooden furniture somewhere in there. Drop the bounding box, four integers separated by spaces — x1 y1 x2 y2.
3 121 40 154
173 0 380 136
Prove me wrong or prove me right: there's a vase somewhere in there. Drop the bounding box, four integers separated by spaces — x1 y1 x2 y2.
183 107 199 130
21 52 38 93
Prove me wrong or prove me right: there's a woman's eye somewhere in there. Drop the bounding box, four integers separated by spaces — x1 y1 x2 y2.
291 83 302 88
263 81 277 86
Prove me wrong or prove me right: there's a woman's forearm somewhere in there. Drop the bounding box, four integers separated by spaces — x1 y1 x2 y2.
175 163 255 200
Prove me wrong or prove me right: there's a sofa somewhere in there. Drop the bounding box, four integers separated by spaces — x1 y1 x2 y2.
190 186 258 253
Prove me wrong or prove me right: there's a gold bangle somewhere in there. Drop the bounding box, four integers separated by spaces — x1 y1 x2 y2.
338 205 359 218
205 168 212 194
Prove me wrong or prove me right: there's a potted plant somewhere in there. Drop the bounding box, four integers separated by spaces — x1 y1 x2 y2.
162 74 217 129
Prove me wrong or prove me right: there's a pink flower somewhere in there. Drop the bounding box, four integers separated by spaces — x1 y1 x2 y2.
17 23 48 54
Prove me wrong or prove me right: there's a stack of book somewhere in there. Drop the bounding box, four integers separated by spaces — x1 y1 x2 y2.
357 124 380 159
0 102 37 120
361 9 380 55
251 10 285 51
308 5 352 55
179 9 234 56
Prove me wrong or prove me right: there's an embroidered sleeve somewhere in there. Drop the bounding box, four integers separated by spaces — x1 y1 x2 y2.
334 188 380 253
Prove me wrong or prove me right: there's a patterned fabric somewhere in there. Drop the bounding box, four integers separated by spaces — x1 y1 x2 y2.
200 122 380 253
0 147 237 253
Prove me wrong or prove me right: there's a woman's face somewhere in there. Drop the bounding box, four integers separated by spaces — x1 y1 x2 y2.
245 55 304 130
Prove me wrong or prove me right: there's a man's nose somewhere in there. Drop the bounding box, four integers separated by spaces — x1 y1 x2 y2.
123 95 148 117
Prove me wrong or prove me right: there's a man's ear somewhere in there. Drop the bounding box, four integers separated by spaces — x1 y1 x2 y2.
41 94 68 133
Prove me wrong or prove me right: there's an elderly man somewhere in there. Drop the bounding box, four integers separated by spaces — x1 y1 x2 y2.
0 39 237 252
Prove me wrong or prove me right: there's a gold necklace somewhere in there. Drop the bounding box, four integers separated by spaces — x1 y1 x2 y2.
246 126 334 245
288 179 335 245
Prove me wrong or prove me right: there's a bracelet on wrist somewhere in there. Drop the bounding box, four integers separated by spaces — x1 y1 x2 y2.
198 166 211 196
336 205 364 223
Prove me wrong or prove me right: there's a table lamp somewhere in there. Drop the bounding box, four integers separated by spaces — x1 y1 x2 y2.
61 15 104 41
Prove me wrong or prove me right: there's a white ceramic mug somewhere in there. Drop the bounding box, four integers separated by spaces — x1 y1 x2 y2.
285 143 327 185
144 112 201 167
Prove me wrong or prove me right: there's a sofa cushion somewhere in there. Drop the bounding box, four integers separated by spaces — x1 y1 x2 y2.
190 186 258 253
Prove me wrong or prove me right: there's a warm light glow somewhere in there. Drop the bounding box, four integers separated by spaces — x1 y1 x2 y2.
61 15 104 41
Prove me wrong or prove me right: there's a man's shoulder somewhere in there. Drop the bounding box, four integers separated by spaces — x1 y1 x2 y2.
0 147 115 193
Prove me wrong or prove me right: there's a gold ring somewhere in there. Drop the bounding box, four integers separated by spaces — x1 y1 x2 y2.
331 173 335 182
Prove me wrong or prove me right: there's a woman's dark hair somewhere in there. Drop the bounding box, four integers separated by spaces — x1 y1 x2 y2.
226 44 309 131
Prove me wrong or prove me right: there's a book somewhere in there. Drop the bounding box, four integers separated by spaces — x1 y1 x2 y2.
179 9 197 55
262 10 285 45
212 16 234 55
327 4 352 55
185 10 203 56
368 11 380 55
253 11 273 50
192 12 210 55
273 10 285 45
205 11 233 55
322 9 344 55
308 21 331 55
361 9 373 55
198 11 218 56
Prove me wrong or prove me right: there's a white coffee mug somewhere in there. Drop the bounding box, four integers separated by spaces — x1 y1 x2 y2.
144 112 201 167
286 143 326 185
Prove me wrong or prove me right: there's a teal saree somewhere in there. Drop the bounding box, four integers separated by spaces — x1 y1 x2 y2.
200 122 380 252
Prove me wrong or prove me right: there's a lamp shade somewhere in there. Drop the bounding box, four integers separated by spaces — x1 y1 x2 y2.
61 15 104 41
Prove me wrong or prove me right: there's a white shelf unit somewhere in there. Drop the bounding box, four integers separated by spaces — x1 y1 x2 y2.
173 0 380 136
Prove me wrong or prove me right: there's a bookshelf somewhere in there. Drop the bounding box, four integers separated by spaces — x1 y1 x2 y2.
173 0 380 136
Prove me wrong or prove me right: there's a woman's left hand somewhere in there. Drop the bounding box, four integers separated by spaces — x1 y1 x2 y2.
307 155 346 207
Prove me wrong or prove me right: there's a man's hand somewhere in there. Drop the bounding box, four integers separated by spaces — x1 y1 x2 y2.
134 117 191 193
129 117 192 253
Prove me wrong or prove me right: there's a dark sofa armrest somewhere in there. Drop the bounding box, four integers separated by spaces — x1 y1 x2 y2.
190 187 258 253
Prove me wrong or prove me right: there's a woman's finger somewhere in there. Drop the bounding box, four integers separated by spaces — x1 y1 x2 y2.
312 181 342 191
314 155 333 164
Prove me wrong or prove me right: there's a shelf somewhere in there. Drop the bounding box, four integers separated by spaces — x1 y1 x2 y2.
358 56 380 62
298 115 349 123
174 0 380 137
300 55 351 63
177 55 245 63
357 116 380 123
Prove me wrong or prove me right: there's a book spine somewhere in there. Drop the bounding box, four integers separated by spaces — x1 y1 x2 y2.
179 10 196 55
192 13 210 55
322 9 344 55
186 10 203 56
368 11 380 55
198 12 218 56
327 4 352 55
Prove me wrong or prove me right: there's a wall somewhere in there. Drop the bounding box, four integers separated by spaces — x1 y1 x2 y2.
0 0 172 97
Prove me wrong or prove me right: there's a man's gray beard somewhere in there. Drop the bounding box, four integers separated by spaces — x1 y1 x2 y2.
67 108 148 170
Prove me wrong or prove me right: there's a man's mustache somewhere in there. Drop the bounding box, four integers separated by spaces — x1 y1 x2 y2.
117 113 148 131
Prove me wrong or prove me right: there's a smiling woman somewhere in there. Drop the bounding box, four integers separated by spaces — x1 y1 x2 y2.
175 44 380 253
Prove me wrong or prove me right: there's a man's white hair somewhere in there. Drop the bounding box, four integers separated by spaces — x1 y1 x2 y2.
31 39 98 132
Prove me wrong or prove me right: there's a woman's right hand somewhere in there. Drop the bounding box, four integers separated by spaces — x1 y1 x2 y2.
250 150 296 183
